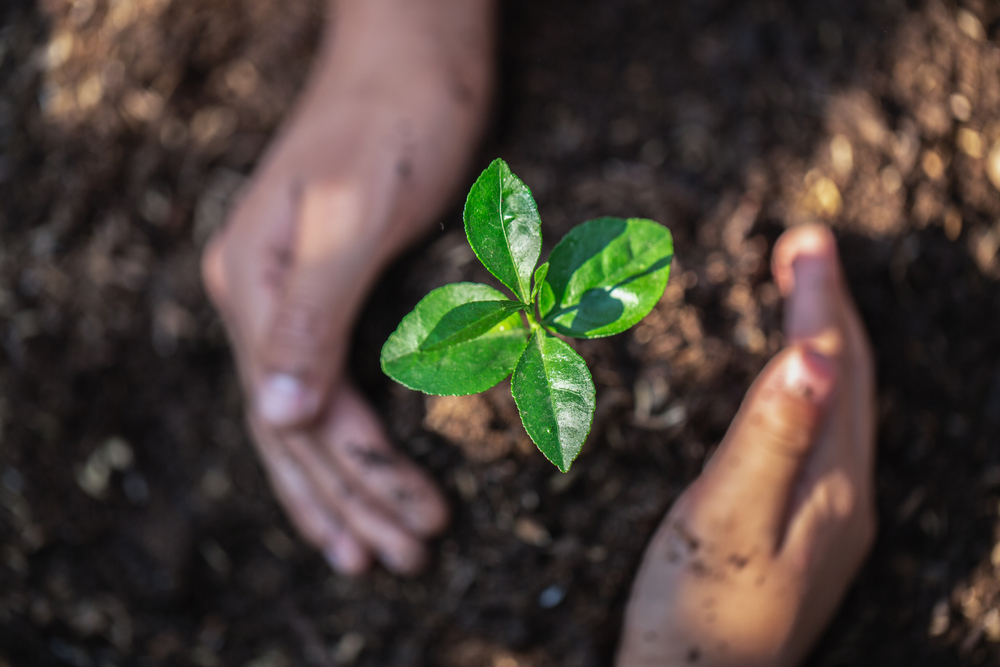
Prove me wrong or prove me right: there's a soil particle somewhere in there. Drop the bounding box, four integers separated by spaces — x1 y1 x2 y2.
423 391 528 463
672 519 701 553
348 444 398 469
690 559 712 578
727 553 750 570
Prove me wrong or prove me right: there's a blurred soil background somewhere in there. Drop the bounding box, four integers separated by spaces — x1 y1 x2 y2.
4 0 1000 664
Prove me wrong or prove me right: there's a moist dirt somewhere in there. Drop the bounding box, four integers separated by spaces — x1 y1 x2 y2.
3 0 1000 665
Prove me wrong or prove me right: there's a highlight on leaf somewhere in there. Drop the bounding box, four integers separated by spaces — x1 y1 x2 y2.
381 283 528 397
511 332 595 473
539 217 674 338
463 158 542 303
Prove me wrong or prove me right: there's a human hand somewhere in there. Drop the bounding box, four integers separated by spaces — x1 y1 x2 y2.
617 225 876 666
201 105 452 573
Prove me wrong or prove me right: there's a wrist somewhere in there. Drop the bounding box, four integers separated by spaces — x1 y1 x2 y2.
315 0 495 108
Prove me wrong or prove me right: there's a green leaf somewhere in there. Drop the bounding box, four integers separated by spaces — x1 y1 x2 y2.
540 217 673 338
420 300 525 351
464 159 542 302
382 283 529 396
530 262 549 308
511 332 596 472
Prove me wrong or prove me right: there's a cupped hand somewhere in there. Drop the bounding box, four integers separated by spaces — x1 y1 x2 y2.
201 100 452 573
200 2 495 572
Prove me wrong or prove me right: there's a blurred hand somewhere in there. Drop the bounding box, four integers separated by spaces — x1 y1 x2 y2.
202 0 494 574
617 225 876 666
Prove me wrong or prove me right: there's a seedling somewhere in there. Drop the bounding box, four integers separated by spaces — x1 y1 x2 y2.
381 159 674 472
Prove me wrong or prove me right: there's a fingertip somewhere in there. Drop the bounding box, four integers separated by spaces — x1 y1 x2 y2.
325 534 372 576
403 490 451 538
420 494 452 536
325 385 452 538
777 227 847 347
772 224 839 296
380 543 429 576
370 525 429 576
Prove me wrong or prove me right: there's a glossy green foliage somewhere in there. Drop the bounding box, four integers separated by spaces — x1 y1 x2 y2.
530 262 549 306
420 299 525 351
464 158 542 302
381 283 528 396
539 217 674 338
511 333 595 472
383 159 674 472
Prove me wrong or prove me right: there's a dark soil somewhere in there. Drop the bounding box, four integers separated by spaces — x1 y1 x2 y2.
4 0 1000 664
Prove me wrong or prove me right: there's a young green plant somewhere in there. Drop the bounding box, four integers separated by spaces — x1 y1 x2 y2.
381 159 674 472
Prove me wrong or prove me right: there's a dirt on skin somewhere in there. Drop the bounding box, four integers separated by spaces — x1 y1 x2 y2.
4 0 1000 665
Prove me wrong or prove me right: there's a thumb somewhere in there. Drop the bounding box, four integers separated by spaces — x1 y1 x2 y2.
694 235 844 548
256 181 375 427
698 346 838 547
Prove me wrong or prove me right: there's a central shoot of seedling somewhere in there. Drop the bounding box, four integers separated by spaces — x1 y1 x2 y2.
381 158 674 472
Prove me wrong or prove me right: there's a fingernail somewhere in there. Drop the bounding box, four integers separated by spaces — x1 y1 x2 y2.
783 349 836 405
793 255 831 293
258 373 317 425
787 254 836 340
379 548 421 574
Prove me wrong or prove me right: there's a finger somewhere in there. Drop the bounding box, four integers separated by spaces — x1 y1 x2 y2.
282 430 429 575
774 224 876 509
693 345 837 551
772 224 846 356
319 386 450 537
250 420 373 575
782 468 875 576
202 181 298 397
692 227 849 548
271 460 374 575
256 177 396 428
777 468 876 664
323 513 373 576
774 227 878 572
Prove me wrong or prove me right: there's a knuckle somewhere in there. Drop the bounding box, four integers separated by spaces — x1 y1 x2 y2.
757 404 817 460
271 296 331 353
815 471 858 521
